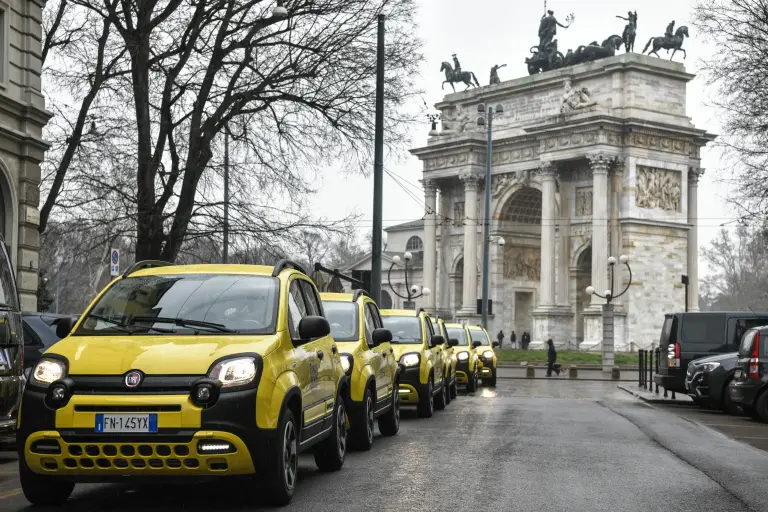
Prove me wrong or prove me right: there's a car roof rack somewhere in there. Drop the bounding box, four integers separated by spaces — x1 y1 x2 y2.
121 260 173 278
272 259 307 277
352 289 370 302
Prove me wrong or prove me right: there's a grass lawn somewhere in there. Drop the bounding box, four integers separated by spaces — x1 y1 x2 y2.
496 349 639 366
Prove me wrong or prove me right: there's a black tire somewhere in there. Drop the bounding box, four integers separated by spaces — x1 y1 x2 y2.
755 389 768 423
378 384 400 436
417 378 435 418
486 368 497 388
721 380 741 416
450 376 458 399
467 367 478 393
435 379 447 411
350 388 375 451
265 407 299 506
314 398 347 472
20 457 75 506
444 371 452 405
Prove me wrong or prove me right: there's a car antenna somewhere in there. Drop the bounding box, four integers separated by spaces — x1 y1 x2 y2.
748 305 758 317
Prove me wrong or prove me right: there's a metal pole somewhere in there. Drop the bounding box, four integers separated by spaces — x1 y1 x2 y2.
638 349 643 387
481 108 493 330
684 282 689 312
602 303 615 373
370 14 385 304
223 126 230 264
649 349 654 392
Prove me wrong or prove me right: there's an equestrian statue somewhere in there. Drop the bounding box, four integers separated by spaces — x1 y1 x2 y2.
616 11 638 52
642 22 689 60
440 54 480 92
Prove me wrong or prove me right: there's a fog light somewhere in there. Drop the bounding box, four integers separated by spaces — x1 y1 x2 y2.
196 386 211 401
197 441 235 454
51 386 66 401
190 379 220 407
47 382 71 409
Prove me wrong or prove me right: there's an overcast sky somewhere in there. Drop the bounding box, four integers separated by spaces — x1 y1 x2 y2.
308 0 730 275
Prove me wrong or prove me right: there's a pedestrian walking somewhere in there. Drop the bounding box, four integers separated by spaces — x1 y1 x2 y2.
511 331 517 349
546 339 561 377
497 330 505 349
522 332 530 350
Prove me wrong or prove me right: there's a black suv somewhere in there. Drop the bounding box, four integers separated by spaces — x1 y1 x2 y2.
655 312 768 394
729 326 768 421
685 352 740 414
0 239 22 445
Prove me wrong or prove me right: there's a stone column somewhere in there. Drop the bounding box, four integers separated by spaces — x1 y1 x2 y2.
438 186 452 314
688 168 704 312
539 162 557 308
557 189 570 306
610 160 624 306
588 153 610 307
460 171 480 314
423 180 438 312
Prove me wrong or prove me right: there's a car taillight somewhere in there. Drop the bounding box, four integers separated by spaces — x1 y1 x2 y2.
750 331 761 379
667 343 680 368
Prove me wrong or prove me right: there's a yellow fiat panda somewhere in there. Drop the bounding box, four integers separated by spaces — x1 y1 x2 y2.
19 260 350 506
430 316 458 402
381 309 446 418
468 325 499 387
320 291 400 451
445 323 480 392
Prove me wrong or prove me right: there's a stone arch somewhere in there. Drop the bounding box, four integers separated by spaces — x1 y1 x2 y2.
450 252 464 275
571 240 592 268
380 290 393 309
492 178 561 223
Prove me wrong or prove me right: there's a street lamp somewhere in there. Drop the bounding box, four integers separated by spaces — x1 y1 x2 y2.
477 102 504 330
387 252 431 309
585 254 633 373
272 0 288 17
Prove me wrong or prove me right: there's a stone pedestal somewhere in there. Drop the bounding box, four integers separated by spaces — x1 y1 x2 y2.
530 307 574 350
580 308 627 351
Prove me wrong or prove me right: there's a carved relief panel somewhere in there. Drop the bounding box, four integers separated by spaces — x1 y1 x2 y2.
635 166 682 212
575 187 593 216
503 246 541 281
454 201 465 227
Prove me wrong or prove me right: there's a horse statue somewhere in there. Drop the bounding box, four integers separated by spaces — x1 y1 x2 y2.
525 41 565 75
642 26 689 60
440 62 480 92
568 35 623 66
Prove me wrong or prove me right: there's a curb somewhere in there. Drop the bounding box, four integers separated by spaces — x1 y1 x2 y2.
499 376 635 382
497 362 639 370
617 384 695 405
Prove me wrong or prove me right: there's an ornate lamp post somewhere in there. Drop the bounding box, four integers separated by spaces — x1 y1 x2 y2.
586 255 633 373
387 252 430 309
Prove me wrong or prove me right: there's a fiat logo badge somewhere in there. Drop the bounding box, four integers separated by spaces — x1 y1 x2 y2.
125 371 143 389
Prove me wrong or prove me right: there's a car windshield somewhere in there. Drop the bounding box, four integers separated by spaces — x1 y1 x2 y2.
75 274 279 336
470 329 490 346
446 327 469 346
381 316 422 344
323 301 359 342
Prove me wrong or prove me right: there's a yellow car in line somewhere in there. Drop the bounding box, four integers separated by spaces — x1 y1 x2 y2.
468 325 499 387
320 291 400 451
381 309 447 418
431 316 458 402
445 323 480 392
20 260 349 506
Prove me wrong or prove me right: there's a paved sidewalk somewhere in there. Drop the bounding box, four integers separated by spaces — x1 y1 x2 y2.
498 366 637 381
617 383 693 404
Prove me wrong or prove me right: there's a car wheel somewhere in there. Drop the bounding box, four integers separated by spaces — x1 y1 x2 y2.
467 368 478 393
721 379 741 416
417 378 434 418
444 373 452 405
20 459 75 506
314 398 347 472
450 377 458 399
755 389 768 423
265 407 298 505
378 382 400 436
435 380 447 411
350 388 375 451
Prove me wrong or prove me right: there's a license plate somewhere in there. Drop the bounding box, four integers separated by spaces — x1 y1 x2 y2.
734 369 742 379
95 414 158 433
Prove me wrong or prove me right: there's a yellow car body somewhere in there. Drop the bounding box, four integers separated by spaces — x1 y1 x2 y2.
445 323 480 392
320 291 400 450
430 316 458 402
468 326 499 387
380 309 447 418
19 260 350 507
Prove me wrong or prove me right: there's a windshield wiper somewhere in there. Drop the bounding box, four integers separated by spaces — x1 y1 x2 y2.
131 316 236 333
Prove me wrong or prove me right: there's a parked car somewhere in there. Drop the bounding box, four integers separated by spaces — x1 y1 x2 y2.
444 323 480 392
468 325 498 387
0 238 22 447
22 313 69 370
654 312 768 394
685 352 740 414
729 326 768 422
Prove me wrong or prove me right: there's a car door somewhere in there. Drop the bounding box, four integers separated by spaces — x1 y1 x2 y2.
424 316 442 385
363 301 388 408
298 279 336 427
286 278 326 437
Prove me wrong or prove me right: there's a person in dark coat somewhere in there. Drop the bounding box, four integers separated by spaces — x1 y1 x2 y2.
522 332 530 350
511 331 517 349
546 339 561 377
497 330 505 348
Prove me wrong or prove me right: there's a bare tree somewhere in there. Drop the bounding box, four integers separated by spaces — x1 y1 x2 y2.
44 0 421 262
694 1 768 218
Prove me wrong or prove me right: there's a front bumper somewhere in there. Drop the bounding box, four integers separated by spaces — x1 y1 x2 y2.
398 366 427 405
18 384 276 481
455 359 473 384
478 358 496 379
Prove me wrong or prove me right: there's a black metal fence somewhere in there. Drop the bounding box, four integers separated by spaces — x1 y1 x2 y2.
637 348 675 399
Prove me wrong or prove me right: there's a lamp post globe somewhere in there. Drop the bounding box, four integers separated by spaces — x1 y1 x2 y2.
607 256 617 265
404 251 413 262
410 284 420 296
619 254 629 264
604 290 612 298
497 237 506 247
585 286 595 295
422 287 431 297
392 255 401 265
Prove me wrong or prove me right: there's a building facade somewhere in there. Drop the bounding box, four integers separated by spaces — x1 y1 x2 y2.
0 0 50 311
410 53 714 350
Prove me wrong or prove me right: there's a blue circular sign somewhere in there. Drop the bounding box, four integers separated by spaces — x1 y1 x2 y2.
111 251 119 264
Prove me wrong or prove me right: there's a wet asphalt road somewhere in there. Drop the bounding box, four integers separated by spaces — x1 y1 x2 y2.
1 380 768 511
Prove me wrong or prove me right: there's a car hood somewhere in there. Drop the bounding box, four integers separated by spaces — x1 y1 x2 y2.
391 343 423 361
45 334 281 375
691 352 738 366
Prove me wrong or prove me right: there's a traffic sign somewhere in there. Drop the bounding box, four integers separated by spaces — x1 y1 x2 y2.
110 249 120 277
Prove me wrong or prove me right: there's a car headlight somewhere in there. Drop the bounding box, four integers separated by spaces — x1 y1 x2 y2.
401 353 420 367
457 351 469 361
32 358 67 385
700 362 721 372
483 350 494 359
209 357 257 388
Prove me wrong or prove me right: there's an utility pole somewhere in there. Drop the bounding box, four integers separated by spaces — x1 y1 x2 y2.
370 14 385 303
223 125 230 264
481 108 493 329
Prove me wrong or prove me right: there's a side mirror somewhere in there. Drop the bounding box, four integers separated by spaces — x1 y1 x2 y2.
472 340 482 348
492 341 499 348
449 338 459 347
372 328 392 347
298 316 330 341
56 316 78 339
431 335 445 348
